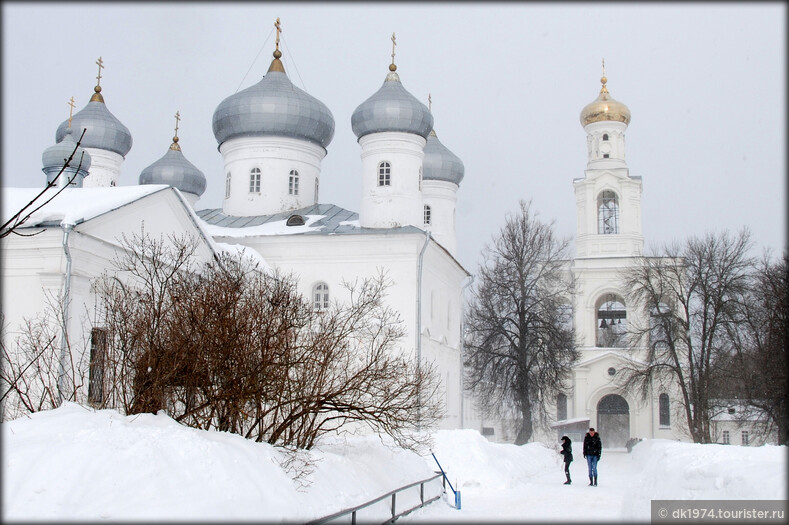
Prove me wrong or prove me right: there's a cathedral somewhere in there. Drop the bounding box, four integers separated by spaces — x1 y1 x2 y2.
2 31 690 445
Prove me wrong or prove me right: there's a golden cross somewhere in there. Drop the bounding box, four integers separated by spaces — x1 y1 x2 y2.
275 17 282 49
391 32 397 66
602 58 606 77
96 56 104 87
68 96 76 128
174 110 181 139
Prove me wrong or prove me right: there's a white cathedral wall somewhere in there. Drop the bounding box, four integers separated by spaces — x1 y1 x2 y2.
83 148 123 188
358 132 426 229
421 180 458 257
219 136 325 217
214 230 468 429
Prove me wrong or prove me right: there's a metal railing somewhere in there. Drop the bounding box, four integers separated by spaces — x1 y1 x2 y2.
305 472 443 525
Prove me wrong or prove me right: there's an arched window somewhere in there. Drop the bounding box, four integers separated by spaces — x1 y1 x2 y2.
424 205 432 225
597 190 619 234
596 293 627 347
249 167 261 193
314 178 319 204
602 133 609 141
225 172 231 199
659 393 670 426
378 162 391 186
313 282 329 312
289 170 299 195
557 393 568 421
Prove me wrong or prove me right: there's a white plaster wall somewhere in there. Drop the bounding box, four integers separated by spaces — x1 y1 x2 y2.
358 132 425 229
83 148 123 188
422 180 458 256
220 136 325 217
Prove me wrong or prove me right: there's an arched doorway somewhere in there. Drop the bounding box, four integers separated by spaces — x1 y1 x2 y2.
597 394 629 448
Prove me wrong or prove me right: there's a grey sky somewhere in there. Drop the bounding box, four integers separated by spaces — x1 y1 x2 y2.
2 2 785 270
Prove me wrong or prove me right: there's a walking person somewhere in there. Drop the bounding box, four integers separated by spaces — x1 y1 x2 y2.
559 436 573 485
583 427 602 486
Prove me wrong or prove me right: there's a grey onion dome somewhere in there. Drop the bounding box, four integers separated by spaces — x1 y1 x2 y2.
55 89 132 157
42 128 92 172
351 71 434 140
422 129 464 185
212 52 335 150
139 138 206 197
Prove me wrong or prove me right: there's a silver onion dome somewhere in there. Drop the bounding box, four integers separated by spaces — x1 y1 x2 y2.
55 86 132 157
422 129 464 185
212 50 335 150
42 128 92 173
139 137 206 197
351 69 433 140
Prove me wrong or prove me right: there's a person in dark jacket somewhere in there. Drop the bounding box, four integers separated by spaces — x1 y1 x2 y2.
583 427 602 486
559 436 573 485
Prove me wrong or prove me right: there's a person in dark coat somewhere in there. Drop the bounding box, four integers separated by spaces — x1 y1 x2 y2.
583 427 602 486
559 436 573 485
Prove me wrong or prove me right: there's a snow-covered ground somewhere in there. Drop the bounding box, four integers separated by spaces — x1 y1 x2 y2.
3 403 785 522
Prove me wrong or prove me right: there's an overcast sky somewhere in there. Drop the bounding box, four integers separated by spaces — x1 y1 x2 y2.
2 2 785 270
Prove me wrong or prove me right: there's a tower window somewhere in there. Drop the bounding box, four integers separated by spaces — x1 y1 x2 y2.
603 153 610 158
249 167 261 193
659 393 670 426
596 293 627 347
602 133 609 141
597 190 619 234
289 170 299 195
313 282 329 312
378 162 391 186
225 172 231 199
424 205 432 225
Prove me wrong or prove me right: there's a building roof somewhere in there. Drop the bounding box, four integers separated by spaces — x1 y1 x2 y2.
197 203 425 238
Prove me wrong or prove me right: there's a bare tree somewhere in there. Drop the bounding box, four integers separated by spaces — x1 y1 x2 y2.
1 129 88 239
92 232 442 450
464 200 578 444
722 251 787 444
620 229 754 443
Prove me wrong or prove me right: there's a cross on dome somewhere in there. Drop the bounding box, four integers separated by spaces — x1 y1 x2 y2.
390 32 397 71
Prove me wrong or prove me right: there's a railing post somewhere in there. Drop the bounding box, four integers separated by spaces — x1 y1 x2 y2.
391 493 396 519
420 482 424 505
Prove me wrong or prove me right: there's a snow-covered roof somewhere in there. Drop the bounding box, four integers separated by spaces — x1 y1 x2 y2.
2 185 168 228
197 204 425 238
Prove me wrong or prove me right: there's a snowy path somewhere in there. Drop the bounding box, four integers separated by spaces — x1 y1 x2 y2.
403 451 640 522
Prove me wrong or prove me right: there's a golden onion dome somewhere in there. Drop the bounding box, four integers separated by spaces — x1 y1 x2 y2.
580 74 631 127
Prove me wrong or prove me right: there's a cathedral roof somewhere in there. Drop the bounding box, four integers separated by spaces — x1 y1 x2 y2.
422 129 464 185
580 69 631 127
351 65 433 140
42 128 92 173
212 48 335 150
139 133 206 197
56 84 133 157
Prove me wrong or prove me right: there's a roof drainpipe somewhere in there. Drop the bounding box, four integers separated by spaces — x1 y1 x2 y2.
57 222 75 405
459 274 475 429
416 230 431 431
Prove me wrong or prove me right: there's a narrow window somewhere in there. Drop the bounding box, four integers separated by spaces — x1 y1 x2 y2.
602 133 609 141
597 190 619 234
313 282 329 311
659 393 670 426
378 162 391 186
557 393 568 421
596 293 627 347
741 431 749 446
289 170 299 195
603 153 610 158
249 167 261 193
314 178 319 204
722 430 730 444
225 172 231 199
424 205 432 225
88 327 107 405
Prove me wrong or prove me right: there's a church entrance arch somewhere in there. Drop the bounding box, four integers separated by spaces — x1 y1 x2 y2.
597 394 629 449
